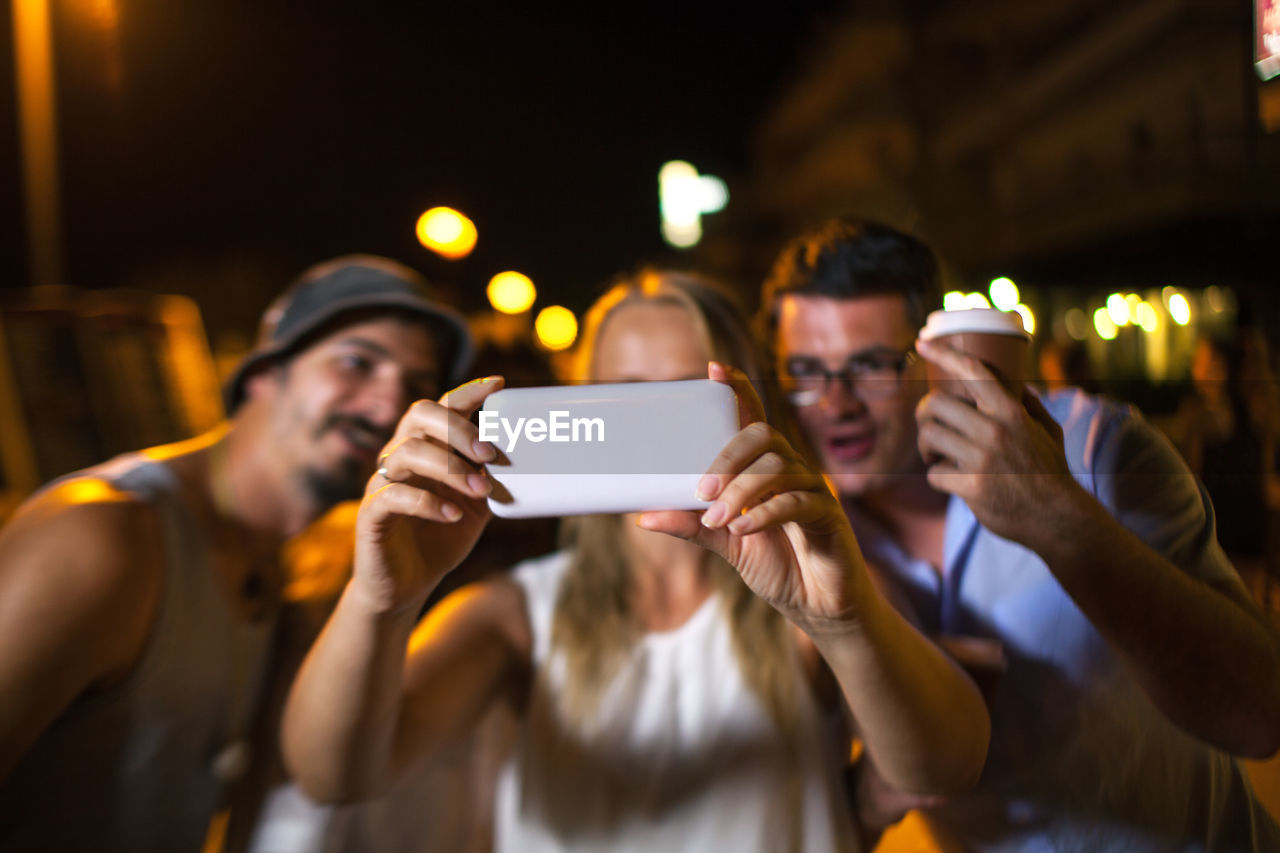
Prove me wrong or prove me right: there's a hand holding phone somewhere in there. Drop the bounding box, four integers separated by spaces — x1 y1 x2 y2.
355 377 504 614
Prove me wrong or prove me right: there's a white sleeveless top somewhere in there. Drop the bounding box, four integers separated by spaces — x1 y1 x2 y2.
494 551 859 853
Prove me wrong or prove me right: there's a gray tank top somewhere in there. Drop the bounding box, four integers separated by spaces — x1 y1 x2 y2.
0 458 276 852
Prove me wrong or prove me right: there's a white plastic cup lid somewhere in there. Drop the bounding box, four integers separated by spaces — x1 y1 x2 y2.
919 308 1032 342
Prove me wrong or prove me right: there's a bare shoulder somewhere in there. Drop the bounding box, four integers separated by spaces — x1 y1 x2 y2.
3 476 163 580
0 476 171 775
0 475 166 683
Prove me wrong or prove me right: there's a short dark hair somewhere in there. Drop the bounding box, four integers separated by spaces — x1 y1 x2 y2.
759 217 943 344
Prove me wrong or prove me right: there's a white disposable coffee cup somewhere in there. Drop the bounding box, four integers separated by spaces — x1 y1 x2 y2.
918 308 1032 397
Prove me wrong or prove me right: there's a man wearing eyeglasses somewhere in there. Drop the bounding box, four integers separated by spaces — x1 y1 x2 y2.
762 217 1280 851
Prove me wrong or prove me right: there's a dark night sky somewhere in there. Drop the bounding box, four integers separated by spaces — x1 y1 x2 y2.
2 0 838 332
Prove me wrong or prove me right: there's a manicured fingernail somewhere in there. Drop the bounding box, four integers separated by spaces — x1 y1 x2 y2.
467 473 490 495
701 501 728 528
441 502 462 520
695 474 720 502
728 515 754 535
472 440 496 461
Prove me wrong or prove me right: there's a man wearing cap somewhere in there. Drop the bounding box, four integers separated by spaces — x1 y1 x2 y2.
763 218 1280 851
0 255 472 852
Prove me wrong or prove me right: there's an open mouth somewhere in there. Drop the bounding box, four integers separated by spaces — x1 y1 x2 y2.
825 431 874 463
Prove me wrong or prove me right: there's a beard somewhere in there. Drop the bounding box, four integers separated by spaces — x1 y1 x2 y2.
298 412 393 508
302 456 368 508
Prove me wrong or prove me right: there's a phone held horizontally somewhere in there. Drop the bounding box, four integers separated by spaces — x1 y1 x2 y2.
478 380 739 518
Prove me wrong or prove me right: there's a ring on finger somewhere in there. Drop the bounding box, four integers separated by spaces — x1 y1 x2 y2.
377 452 393 481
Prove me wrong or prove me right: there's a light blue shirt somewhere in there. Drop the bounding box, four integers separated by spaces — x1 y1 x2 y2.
849 389 1279 852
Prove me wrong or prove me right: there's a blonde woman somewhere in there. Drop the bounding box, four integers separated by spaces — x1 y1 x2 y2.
282 270 989 852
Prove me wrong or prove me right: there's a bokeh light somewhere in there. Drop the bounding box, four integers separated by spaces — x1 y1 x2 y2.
1106 293 1130 327
659 160 729 249
698 175 729 213
416 207 477 260
535 305 578 350
1168 293 1191 326
1094 307 1118 340
487 271 537 314
1124 293 1142 319
1013 303 1035 335
989 277 1020 311
943 291 967 312
1135 301 1158 333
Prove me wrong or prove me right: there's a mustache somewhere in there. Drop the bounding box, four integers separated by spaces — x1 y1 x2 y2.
317 414 394 447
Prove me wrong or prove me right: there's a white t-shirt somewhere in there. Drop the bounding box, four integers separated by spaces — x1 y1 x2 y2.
494 551 859 853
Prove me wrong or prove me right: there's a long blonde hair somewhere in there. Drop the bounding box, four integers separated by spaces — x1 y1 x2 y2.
551 269 800 734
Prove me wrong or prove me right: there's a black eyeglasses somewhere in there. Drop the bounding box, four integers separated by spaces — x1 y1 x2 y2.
782 347 918 406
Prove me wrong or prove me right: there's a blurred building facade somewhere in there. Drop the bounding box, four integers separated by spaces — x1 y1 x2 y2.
718 0 1280 397
748 0 1279 274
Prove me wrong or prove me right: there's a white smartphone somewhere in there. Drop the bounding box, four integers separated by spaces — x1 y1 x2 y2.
478 380 739 518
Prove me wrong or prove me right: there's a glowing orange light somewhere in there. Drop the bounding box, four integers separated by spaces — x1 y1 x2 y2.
535 306 577 351
415 207 477 260
487 271 536 314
